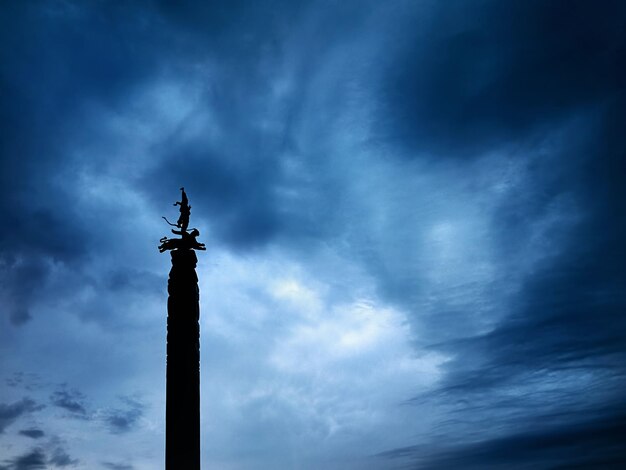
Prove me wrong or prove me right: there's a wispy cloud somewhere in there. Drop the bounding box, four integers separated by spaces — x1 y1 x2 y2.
18 429 45 439
50 386 87 417
48 445 78 468
0 443 78 470
0 448 46 470
0 399 44 434
102 396 145 434
102 462 133 470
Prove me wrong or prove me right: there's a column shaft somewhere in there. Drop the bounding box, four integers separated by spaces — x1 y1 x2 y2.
166 249 200 470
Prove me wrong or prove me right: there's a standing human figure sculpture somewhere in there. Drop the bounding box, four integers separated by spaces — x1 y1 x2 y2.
174 187 191 232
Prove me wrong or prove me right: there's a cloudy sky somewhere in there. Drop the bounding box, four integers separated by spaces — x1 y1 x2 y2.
1 1 625 469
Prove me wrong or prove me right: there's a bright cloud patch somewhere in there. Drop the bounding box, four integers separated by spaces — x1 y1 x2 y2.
198 250 446 468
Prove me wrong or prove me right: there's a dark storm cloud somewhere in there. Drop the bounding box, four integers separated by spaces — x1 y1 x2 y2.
0 2 121 256
18 429 45 439
138 14 307 247
377 1 626 467
1 258 49 325
382 0 626 158
0 0 362 337
0 398 44 434
422 150 626 399
0 0 174 325
50 386 87 417
136 2 374 250
104 268 164 295
383 409 626 469
48 445 78 467
0 0 315 326
102 463 133 470
0 448 46 470
103 396 145 434
0 444 77 470
0 2 122 324
146 141 284 249
1 0 625 467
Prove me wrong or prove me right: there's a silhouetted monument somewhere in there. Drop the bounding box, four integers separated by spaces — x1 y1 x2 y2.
160 188 205 470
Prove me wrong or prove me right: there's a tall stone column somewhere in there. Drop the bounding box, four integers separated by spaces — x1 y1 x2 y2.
166 249 200 469
159 187 205 469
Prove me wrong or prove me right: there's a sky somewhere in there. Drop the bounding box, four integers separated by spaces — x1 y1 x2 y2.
1 1 625 469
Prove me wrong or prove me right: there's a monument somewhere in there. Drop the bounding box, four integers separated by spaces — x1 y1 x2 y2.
159 188 205 470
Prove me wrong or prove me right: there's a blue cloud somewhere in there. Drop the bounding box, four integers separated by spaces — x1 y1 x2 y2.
0 1 624 468
0 399 44 434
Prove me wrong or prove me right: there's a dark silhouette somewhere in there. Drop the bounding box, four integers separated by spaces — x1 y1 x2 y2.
159 229 206 253
174 187 191 231
162 186 192 231
160 188 202 470
159 187 205 253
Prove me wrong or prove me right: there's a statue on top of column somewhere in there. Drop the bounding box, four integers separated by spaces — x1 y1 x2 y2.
159 187 206 253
